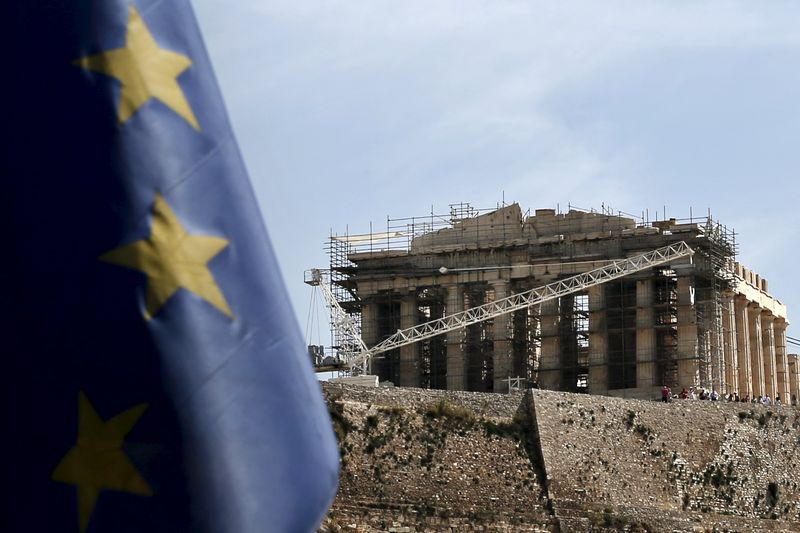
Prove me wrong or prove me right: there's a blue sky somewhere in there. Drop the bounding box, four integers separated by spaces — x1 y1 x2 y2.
193 1 800 344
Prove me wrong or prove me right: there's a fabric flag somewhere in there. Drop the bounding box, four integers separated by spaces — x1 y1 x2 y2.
1 1 339 532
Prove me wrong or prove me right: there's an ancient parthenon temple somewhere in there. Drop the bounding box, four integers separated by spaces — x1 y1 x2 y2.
325 203 797 400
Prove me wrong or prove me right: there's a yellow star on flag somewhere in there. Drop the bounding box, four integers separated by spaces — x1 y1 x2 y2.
52 392 152 533
74 5 200 129
100 193 233 320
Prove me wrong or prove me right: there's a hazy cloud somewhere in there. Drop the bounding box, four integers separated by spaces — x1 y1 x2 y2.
193 0 800 334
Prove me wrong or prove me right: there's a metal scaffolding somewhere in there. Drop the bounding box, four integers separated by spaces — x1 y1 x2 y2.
310 202 760 397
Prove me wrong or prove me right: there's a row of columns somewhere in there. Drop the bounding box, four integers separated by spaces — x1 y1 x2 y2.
362 279 557 392
588 276 671 395
721 294 791 401
445 280 515 392
361 279 797 401
581 277 795 400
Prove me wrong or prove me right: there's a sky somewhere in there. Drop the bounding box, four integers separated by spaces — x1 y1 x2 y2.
192 0 800 346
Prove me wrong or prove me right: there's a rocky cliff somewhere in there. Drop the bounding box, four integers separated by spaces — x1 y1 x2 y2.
320 384 800 532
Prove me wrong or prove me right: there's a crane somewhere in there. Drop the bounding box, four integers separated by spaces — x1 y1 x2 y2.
306 241 694 375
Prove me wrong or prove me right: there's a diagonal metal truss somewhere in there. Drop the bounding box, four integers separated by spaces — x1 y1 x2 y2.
310 241 694 375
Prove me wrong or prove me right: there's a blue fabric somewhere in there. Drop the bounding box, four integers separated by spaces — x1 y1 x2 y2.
1 1 339 531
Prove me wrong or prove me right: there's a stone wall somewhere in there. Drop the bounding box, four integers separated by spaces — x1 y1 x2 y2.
321 384 553 532
533 389 800 532
320 383 800 532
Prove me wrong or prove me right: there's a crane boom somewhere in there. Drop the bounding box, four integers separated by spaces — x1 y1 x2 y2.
309 241 694 374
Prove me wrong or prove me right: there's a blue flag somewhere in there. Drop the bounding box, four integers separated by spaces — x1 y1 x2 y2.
1 1 339 532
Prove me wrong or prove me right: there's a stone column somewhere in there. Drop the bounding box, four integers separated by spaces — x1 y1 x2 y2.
774 318 790 403
734 296 752 398
539 297 561 390
721 293 738 395
361 301 380 376
588 285 608 395
360 302 379 347
789 354 800 406
399 294 420 387
761 313 777 399
676 276 699 388
710 302 725 395
636 277 657 391
492 280 513 392
748 304 765 397
445 284 466 390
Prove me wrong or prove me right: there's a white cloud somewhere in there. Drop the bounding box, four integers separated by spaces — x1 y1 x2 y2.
192 0 800 331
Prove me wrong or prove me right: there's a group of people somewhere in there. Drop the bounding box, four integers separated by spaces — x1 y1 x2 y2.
660 384 798 407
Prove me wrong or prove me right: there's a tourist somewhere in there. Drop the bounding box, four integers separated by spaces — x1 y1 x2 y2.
661 385 671 403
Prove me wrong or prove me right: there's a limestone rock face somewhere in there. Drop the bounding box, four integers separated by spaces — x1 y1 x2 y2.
320 383 800 532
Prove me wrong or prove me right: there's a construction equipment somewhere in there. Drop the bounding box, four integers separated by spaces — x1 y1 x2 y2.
305 267 368 368
306 241 694 375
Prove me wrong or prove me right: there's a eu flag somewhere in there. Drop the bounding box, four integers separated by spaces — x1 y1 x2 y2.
2 1 339 532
